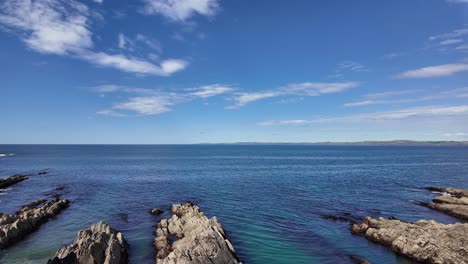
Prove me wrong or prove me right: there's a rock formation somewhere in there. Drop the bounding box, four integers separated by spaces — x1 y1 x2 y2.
150 208 163 216
0 198 70 249
422 186 468 220
48 221 128 264
154 202 241 264
351 217 468 264
0 174 28 189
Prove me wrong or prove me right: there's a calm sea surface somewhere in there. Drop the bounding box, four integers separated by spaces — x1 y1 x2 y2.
0 145 467 264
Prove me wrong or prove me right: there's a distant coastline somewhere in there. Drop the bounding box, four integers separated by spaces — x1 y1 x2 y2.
1 141 468 146
203 140 468 146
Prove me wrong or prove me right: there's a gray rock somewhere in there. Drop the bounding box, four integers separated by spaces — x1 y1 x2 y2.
48 221 128 264
0 198 69 249
154 202 241 264
351 217 468 264
0 174 28 189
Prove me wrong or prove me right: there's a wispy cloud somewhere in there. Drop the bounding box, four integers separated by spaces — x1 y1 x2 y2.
0 0 187 76
397 63 468 78
118 33 162 53
428 27 468 51
440 39 463 45
143 0 220 22
227 82 360 109
344 88 468 107
329 61 368 78
446 0 468 3
95 84 234 116
429 28 468 41
381 52 405 60
258 105 468 126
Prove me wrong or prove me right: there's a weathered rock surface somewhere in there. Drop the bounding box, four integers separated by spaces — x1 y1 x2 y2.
351 217 468 264
48 221 128 264
0 198 70 249
0 174 28 189
154 202 241 264
423 186 468 220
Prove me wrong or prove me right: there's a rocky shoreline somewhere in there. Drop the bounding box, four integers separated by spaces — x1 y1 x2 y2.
0 197 70 249
1 168 467 264
351 217 468 264
418 186 468 220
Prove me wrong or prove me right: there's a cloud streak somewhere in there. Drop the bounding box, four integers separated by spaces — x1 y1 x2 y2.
258 105 468 126
344 88 468 107
397 63 468 78
227 82 360 109
95 84 234 116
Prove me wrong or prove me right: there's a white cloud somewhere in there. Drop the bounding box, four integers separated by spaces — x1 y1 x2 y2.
112 96 174 115
440 39 463 45
365 90 422 99
337 61 367 72
94 0 103 3
443 132 467 137
258 105 468 126
344 88 468 107
446 0 468 3
0 0 92 55
429 28 468 41
95 83 234 116
80 52 188 76
118 33 127 49
143 0 220 22
0 0 186 76
456 44 468 50
398 63 468 78
227 82 360 109
188 84 234 98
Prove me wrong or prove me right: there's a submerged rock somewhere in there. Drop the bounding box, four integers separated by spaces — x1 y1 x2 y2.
150 208 163 216
48 221 128 264
349 255 371 264
351 217 468 264
0 198 70 249
154 202 241 264
0 174 28 189
422 186 468 220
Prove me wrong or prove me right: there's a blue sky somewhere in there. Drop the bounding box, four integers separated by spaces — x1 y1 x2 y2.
1 0 468 144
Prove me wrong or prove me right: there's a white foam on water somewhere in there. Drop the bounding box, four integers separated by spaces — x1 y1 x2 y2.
0 153 14 157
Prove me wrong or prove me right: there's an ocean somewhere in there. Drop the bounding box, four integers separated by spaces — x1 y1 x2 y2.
0 145 467 264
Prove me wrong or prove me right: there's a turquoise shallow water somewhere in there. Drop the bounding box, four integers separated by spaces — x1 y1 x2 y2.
0 145 467 264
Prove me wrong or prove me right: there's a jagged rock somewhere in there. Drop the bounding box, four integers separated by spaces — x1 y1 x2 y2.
48 221 128 264
154 202 241 264
351 217 468 264
0 174 28 189
150 208 163 216
0 198 69 249
423 186 468 220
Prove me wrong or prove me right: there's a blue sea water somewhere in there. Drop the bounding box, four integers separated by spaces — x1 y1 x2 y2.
0 145 467 264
